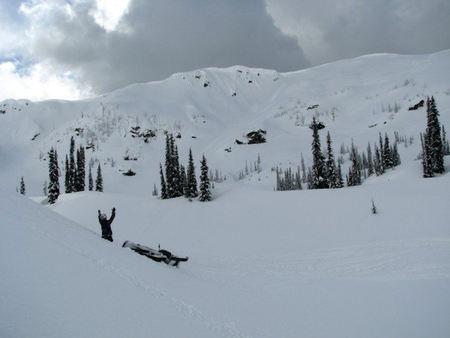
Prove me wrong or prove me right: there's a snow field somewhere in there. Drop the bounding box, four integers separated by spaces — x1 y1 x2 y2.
1 50 450 337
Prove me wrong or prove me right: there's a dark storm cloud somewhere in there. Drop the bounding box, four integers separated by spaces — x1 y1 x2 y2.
30 0 308 93
267 0 450 65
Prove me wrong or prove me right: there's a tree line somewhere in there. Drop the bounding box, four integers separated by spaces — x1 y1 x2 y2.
277 117 401 191
47 136 104 204
159 133 212 201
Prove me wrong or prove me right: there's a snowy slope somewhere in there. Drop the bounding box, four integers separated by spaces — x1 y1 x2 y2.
1 51 450 337
1 165 450 337
0 50 449 194
0 188 238 338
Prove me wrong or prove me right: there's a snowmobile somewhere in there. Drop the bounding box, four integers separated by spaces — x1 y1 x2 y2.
122 241 189 267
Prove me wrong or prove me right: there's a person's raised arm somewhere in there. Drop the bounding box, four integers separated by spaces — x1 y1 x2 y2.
109 207 116 224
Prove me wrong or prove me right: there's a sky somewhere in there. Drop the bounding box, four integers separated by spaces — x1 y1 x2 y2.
0 0 449 101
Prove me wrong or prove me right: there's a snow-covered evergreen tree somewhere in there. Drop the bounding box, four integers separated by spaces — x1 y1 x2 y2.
306 167 313 189
65 155 70 193
75 146 85 192
159 164 167 199
422 131 434 178
186 148 198 198
163 134 182 198
276 167 281 191
310 117 327 189
199 154 212 202
374 144 382 176
48 148 60 204
20 177 25 195
173 145 183 197
164 134 174 197
442 125 450 156
325 131 338 188
347 142 362 186
378 133 385 175
367 143 374 176
95 163 103 192
69 136 76 193
88 165 93 191
256 154 262 173
180 164 187 197
383 133 393 169
152 184 158 197
300 153 307 183
424 97 444 174
336 162 344 188
392 142 401 167
295 166 302 190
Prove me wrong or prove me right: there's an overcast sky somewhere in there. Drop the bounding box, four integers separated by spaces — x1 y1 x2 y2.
1 0 449 101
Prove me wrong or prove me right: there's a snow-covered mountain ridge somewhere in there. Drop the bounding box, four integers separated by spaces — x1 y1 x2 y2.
1 50 449 194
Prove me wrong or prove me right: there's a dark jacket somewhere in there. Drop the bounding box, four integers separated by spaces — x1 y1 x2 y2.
98 209 115 238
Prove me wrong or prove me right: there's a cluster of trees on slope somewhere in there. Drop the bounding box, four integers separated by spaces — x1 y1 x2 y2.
278 96 449 191
421 97 448 177
47 136 104 204
209 168 226 183
238 155 261 180
277 117 401 191
159 133 211 202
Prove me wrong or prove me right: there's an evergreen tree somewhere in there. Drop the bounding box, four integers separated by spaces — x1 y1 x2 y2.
160 163 167 199
199 154 212 202
310 117 328 189
336 162 344 188
173 145 183 197
378 133 385 174
367 143 374 176
80 146 86 187
65 155 71 193
347 142 362 186
75 146 85 192
20 177 26 195
48 148 60 204
362 152 368 180
164 134 172 196
256 154 262 173
180 164 187 197
152 184 158 197
295 166 302 190
442 125 450 155
69 136 76 193
186 148 198 198
276 167 281 191
300 153 307 183
55 149 59 177
426 97 444 173
306 167 313 189
95 163 103 192
325 131 338 188
164 134 182 198
284 168 293 190
422 131 434 177
43 181 48 196
392 142 401 167
88 164 93 191
374 144 382 176
383 133 393 169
